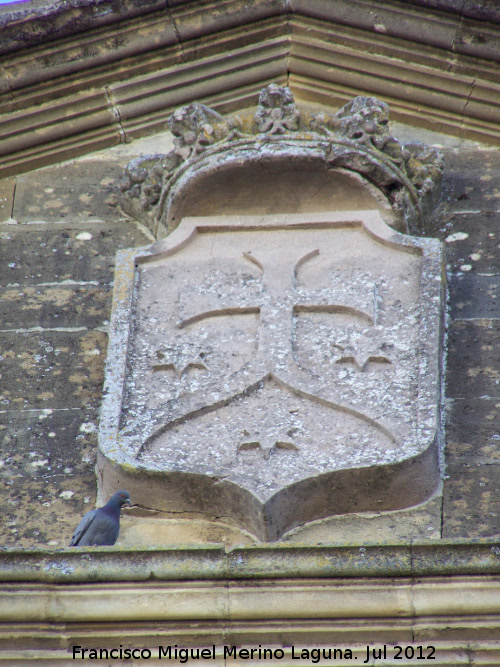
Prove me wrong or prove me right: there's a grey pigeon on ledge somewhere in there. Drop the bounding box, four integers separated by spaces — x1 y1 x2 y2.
69 490 131 546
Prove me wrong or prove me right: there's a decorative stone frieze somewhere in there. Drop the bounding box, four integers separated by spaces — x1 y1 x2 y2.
119 85 443 237
98 209 443 541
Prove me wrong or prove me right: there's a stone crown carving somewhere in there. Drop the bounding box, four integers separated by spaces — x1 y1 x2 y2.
119 84 443 236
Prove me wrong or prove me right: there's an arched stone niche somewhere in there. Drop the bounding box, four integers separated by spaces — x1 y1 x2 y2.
102 86 445 545
162 160 395 227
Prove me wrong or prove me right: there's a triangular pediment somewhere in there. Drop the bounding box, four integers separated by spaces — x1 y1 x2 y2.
1 0 500 178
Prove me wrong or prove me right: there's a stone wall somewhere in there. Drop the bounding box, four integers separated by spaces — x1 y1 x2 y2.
0 122 499 546
0 153 152 547
439 147 500 538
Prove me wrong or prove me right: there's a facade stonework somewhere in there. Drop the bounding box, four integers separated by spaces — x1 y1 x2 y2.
0 0 500 663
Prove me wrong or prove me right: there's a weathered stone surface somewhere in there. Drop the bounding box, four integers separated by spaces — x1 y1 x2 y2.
290 0 461 53
0 329 107 411
116 494 442 547
0 222 150 286
0 89 118 163
118 513 258 548
442 463 500 538
457 15 500 62
0 179 14 222
98 210 443 540
448 274 500 320
283 495 442 543
446 320 500 400
3 540 500 582
171 164 391 222
3 9 177 95
170 0 287 41
442 211 500 276
0 407 98 547
0 572 500 664
0 202 152 549
446 398 500 464
104 29 290 140
441 150 500 214
289 26 472 118
0 123 123 179
0 0 167 56
13 161 125 223
0 284 112 330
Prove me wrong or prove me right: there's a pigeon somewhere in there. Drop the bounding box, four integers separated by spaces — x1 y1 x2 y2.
69 490 131 546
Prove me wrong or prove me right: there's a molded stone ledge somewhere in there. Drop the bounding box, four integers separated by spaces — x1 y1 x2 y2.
289 25 475 116
0 0 168 57
0 543 499 660
0 637 498 666
290 73 500 147
290 0 500 61
290 0 462 53
169 0 288 41
0 540 500 584
414 0 500 23
0 89 118 161
111 37 290 128
2 2 500 179
2 13 179 97
3 0 500 62
0 124 123 177
8 579 497 623
120 76 289 144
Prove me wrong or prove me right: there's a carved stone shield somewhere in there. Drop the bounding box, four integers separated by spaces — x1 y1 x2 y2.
98 210 443 540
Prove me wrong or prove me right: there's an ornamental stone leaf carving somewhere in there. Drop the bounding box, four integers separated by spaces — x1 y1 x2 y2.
98 211 443 541
254 82 301 134
119 84 443 238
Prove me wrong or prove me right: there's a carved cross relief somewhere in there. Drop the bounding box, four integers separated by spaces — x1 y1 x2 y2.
99 211 442 540
151 247 391 459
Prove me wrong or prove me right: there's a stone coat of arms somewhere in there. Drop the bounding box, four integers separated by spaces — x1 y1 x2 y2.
98 86 444 540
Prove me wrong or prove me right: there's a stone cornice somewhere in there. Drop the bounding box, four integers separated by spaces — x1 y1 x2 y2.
1 540 499 584
1 541 500 662
2 576 500 623
1 572 500 664
0 0 500 178
2 0 500 57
